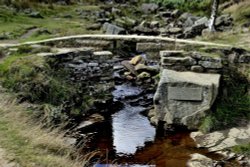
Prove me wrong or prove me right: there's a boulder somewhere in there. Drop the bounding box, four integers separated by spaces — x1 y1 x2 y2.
137 72 151 79
215 14 233 27
187 153 214 167
135 64 159 74
121 60 137 75
102 22 125 35
152 69 220 130
133 21 159 35
141 3 159 13
184 23 207 38
194 17 208 27
191 124 250 152
129 55 146 65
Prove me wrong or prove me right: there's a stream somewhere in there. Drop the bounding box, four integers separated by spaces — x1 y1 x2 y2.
79 82 239 167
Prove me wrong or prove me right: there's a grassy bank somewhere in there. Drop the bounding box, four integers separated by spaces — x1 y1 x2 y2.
0 3 101 42
0 87 91 167
200 66 250 133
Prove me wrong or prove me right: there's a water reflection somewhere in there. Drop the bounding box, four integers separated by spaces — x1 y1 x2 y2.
112 105 156 154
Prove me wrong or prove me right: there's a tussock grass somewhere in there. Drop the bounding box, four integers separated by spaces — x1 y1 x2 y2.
0 88 92 167
224 0 250 23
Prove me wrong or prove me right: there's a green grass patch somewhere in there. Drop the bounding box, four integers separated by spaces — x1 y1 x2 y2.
224 1 250 24
200 67 250 133
0 92 88 167
0 4 101 41
232 143 250 156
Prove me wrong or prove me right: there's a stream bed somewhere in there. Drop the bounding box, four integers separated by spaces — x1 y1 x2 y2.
79 83 239 167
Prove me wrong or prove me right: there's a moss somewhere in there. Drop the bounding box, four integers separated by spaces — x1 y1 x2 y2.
200 67 250 133
232 143 250 156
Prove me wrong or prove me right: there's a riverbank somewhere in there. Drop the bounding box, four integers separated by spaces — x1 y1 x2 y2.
0 86 89 167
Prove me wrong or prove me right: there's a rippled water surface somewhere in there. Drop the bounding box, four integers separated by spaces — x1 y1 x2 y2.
84 84 239 167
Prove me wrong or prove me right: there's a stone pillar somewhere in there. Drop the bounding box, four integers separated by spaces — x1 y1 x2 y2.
151 69 221 130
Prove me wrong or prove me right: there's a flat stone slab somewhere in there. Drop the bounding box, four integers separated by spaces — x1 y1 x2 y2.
160 50 185 57
191 123 250 152
93 51 113 56
168 87 203 101
152 69 221 130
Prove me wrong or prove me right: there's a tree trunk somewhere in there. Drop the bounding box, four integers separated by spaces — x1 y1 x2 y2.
208 0 220 32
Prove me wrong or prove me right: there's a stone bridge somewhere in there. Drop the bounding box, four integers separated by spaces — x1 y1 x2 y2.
1 34 249 130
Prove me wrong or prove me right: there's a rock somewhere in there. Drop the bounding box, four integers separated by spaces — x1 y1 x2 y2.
168 27 183 34
215 14 233 27
129 55 146 65
0 32 11 40
179 13 195 22
76 114 105 130
183 17 195 28
194 17 208 27
113 65 124 71
28 11 43 18
160 50 185 57
141 3 159 13
199 59 223 69
159 11 172 18
126 75 135 81
161 56 197 66
88 62 99 67
121 60 137 75
137 72 151 79
184 23 207 38
150 21 160 28
111 7 122 15
133 21 159 35
191 124 250 152
191 65 204 73
93 51 113 57
102 22 125 35
187 153 214 167
86 23 102 30
171 9 181 18
135 64 159 74
153 69 221 130
239 54 250 63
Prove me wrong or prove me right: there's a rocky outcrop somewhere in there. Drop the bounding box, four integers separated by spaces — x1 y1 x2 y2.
102 22 126 35
151 69 220 130
84 1 233 38
191 124 250 152
187 153 214 167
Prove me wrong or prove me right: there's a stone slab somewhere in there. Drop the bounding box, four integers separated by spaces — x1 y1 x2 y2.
168 87 202 101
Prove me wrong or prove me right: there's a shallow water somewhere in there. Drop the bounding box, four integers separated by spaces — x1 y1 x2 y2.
82 83 239 167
